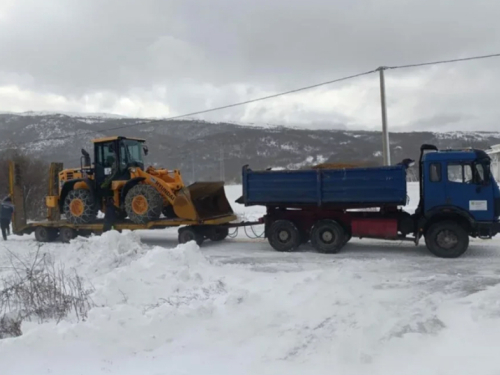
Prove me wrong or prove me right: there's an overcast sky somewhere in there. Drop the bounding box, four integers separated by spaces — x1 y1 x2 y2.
0 0 499 131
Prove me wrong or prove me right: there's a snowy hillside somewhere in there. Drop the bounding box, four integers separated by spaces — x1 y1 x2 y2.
2 184 500 374
1 112 500 183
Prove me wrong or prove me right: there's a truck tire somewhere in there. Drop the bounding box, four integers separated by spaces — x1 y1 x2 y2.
268 220 301 252
178 226 204 246
125 184 163 224
425 221 469 258
64 189 97 224
311 220 345 254
35 226 58 243
208 227 229 241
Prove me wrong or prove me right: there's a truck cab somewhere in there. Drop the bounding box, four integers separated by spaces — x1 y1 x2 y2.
420 145 500 238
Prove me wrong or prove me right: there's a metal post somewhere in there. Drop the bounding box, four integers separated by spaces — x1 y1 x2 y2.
378 67 391 166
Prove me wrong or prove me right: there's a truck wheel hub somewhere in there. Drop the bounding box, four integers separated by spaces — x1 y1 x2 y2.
437 230 458 249
132 196 148 215
321 230 334 243
278 230 290 242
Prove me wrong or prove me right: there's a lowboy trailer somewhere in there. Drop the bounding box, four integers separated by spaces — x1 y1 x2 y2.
8 161 248 245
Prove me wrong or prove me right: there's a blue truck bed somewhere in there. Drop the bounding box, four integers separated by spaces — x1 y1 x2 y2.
241 165 408 208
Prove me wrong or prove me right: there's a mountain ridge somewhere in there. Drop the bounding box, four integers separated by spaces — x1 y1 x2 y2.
1 113 499 183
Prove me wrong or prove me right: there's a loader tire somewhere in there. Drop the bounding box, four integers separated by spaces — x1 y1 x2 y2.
125 184 163 224
64 189 97 224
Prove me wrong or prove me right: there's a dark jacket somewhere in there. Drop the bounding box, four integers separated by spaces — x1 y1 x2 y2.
0 199 14 221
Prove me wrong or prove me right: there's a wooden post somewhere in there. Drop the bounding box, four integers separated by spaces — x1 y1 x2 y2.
8 161 27 234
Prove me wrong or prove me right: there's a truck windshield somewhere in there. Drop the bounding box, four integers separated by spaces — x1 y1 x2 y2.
475 162 490 184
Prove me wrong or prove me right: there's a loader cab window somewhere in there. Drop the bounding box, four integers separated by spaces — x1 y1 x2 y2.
119 140 144 169
101 143 117 168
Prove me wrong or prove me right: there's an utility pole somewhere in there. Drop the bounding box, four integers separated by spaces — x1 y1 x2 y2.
377 66 391 166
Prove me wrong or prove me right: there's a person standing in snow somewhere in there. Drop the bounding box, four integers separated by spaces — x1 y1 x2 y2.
1 196 14 240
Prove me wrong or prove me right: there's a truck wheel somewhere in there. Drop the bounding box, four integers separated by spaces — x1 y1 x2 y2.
425 221 469 258
178 226 204 246
208 227 229 241
125 184 163 224
60 227 77 243
311 220 345 254
64 189 97 224
35 226 58 243
268 220 301 252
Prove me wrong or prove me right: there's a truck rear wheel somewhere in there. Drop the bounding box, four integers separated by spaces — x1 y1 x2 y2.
425 221 469 258
125 184 163 224
268 220 301 252
311 220 345 254
63 189 97 224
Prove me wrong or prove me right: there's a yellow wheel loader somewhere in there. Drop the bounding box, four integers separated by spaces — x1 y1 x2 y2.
46 136 233 224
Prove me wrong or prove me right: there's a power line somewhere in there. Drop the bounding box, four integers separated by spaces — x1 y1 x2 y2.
387 52 500 70
19 69 377 146
10 52 500 148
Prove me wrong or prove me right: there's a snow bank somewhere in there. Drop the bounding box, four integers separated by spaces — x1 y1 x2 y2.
1 183 500 374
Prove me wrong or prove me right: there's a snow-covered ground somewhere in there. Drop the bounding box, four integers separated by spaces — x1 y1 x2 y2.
2 183 500 375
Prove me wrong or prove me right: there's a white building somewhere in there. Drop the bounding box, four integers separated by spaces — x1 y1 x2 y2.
486 144 500 181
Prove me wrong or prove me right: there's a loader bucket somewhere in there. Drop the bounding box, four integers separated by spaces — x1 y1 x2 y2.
172 182 234 221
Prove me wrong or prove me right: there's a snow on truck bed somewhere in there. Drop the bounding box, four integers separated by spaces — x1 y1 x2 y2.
1 183 500 375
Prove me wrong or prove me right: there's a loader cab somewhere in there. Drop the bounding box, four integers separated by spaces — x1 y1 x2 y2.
420 145 500 222
92 136 146 190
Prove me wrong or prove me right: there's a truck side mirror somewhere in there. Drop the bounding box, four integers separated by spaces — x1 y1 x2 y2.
143 146 149 156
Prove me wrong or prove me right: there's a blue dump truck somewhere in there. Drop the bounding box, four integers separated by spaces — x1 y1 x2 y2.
239 144 500 258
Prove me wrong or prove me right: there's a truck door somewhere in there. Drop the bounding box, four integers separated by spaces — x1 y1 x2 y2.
423 161 447 213
445 162 494 221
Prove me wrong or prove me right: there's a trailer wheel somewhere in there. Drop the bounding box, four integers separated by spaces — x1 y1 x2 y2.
35 226 58 243
208 227 229 241
64 189 97 224
268 220 301 252
125 184 163 224
60 227 77 243
311 220 345 254
178 226 204 246
425 221 469 258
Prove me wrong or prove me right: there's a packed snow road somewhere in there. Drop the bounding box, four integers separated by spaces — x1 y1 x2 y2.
1 184 500 375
